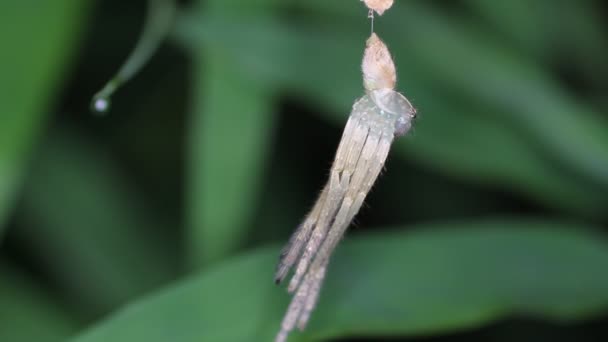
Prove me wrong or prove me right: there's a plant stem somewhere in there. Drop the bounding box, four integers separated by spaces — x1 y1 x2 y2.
91 0 176 114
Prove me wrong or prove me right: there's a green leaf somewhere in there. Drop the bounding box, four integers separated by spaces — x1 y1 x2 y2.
72 220 608 342
399 93 607 216
16 130 178 317
0 0 90 237
0 262 78 342
186 48 276 267
464 0 608 85
382 2 608 189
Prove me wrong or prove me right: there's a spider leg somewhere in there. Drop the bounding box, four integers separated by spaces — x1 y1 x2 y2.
295 127 385 329
296 122 395 328
275 98 370 285
275 183 329 284
287 115 370 293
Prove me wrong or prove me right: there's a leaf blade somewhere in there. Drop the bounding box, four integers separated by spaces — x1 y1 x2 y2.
0 0 91 237
16 130 178 316
72 220 608 342
187 51 277 266
0 263 79 342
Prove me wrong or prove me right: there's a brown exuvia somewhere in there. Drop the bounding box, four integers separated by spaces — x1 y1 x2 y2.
362 0 395 15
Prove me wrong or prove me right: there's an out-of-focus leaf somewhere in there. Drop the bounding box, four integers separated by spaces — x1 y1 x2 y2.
399 93 606 216
202 0 280 12
16 131 178 317
465 0 608 85
187 47 276 267
0 262 78 342
72 220 608 342
0 0 90 238
381 2 608 189
174 12 606 216
186 0 280 267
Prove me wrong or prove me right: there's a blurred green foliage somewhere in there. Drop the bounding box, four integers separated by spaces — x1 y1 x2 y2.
187 52 276 266
72 223 608 342
0 263 77 342
17 131 178 316
0 0 607 341
0 0 91 236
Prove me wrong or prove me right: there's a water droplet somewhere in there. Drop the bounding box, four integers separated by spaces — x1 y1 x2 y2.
91 97 111 115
